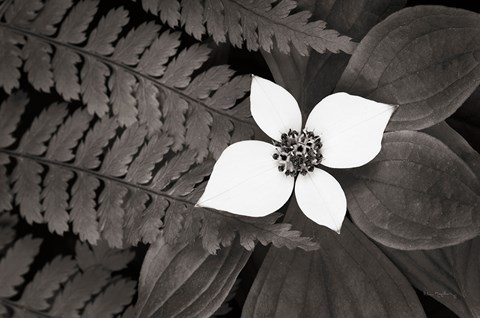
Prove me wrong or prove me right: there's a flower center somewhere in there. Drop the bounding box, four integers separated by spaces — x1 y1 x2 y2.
272 129 323 177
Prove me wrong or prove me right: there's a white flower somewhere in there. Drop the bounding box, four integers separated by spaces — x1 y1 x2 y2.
196 76 396 233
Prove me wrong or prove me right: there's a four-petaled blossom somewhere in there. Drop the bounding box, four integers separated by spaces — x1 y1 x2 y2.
196 76 396 233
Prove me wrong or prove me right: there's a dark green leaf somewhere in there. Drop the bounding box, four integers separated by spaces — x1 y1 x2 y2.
134 235 250 318
242 209 425 317
341 130 480 250
336 6 480 130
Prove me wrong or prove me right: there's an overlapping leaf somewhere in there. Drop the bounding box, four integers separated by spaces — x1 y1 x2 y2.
341 130 480 250
135 0 355 55
0 0 254 161
243 207 426 317
0 95 316 252
0 232 135 318
134 235 250 318
336 5 480 131
423 121 480 175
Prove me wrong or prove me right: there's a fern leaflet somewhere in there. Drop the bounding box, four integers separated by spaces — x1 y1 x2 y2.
135 0 356 55
0 235 42 299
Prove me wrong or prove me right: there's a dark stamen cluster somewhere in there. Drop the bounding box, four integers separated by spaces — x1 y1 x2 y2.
272 129 323 177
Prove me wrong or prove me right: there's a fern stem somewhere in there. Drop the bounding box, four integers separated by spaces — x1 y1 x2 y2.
0 298 58 318
0 23 255 127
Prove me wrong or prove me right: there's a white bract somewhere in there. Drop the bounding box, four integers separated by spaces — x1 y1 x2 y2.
196 76 396 233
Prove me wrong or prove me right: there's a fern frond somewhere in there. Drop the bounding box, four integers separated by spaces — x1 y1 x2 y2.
0 235 135 318
135 0 356 55
0 0 254 160
0 99 316 253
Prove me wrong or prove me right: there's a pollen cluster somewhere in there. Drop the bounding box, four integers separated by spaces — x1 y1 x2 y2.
272 129 323 177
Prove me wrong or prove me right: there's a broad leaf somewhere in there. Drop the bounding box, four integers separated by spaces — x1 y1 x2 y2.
133 235 251 318
341 130 480 250
336 5 480 130
242 208 425 317
381 236 480 317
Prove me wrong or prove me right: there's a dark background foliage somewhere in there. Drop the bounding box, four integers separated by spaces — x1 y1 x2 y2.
3 0 479 317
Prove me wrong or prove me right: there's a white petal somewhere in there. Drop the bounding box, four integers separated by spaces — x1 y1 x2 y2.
295 168 347 233
305 92 396 168
250 75 302 141
196 140 294 217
